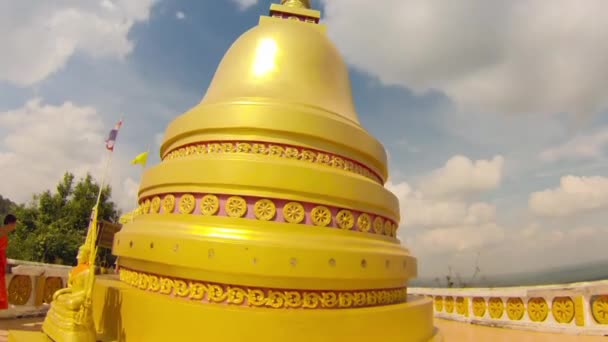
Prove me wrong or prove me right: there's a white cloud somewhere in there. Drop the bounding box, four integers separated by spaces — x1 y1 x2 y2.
321 0 608 116
0 0 157 86
540 128 608 162
416 222 608 279
230 0 257 11
0 99 138 212
529 175 608 217
154 132 164 148
176 11 185 20
414 223 504 254
418 155 504 199
388 181 497 228
387 155 505 254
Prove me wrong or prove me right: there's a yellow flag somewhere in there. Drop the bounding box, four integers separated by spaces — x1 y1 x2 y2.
131 151 149 167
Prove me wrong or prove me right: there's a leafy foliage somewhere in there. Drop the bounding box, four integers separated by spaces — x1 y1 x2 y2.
3 172 120 265
0 194 16 219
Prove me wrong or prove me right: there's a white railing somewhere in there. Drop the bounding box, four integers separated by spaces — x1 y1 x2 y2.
2 259 71 315
3 258 607 336
410 280 608 336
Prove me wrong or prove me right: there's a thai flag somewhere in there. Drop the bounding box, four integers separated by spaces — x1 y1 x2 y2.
105 120 122 151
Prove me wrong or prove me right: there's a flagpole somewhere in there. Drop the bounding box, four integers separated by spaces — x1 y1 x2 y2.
79 118 122 325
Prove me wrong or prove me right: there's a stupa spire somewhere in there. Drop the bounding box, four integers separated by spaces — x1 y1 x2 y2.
267 0 321 25
280 0 311 9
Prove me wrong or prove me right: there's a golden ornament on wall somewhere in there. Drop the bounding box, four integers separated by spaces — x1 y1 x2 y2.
311 206 332 227
336 210 354 230
282 202 305 224
254 199 276 221
527 297 549 322
434 296 443 311
43 277 63 304
150 196 161 213
592 295 608 324
7 275 32 305
373 217 384 234
357 213 371 232
143 199 151 214
162 194 176 213
200 195 220 216
178 194 196 214
488 297 504 319
506 298 525 320
455 297 466 315
226 196 247 218
383 220 392 236
552 296 575 324
444 296 454 313
472 297 486 317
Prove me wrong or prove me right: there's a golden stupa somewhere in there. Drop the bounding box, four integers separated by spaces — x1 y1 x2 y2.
10 1 440 341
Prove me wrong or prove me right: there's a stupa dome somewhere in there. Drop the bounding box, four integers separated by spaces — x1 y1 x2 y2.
202 19 360 125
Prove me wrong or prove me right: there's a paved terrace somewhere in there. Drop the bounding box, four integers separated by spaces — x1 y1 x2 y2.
1 259 607 340
1 317 606 342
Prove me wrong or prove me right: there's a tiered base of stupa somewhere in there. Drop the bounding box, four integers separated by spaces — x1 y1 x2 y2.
87 275 438 341
89 275 440 342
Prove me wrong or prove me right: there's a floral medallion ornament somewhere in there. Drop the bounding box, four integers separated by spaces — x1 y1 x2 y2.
552 297 575 324
455 297 466 315
357 213 371 232
226 196 247 218
178 194 196 214
254 199 276 221
434 296 444 311
472 297 486 317
527 297 549 322
506 298 525 320
373 217 384 234
336 210 354 230
488 297 504 319
43 277 63 304
150 196 161 213
284 147 299 159
282 202 305 224
592 295 608 324
143 199 151 214
383 220 392 236
200 195 220 216
444 296 454 313
162 194 176 213
311 206 332 227
7 275 32 305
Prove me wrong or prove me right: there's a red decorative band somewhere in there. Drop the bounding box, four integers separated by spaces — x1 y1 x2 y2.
138 192 399 238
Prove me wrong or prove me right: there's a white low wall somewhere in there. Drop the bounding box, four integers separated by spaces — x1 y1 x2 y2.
3 259 71 310
410 280 608 336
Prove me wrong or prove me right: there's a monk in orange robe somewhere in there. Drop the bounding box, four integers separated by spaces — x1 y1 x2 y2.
0 214 17 310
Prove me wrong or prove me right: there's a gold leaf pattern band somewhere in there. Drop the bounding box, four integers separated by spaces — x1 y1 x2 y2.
162 141 383 184
119 268 408 310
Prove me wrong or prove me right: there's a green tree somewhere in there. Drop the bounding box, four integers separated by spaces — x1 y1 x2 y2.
6 172 121 265
0 194 16 219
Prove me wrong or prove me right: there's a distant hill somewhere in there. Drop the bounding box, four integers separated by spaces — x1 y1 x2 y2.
411 259 608 288
0 194 16 219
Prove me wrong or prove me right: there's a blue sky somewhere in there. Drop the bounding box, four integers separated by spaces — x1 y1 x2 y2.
1 0 607 279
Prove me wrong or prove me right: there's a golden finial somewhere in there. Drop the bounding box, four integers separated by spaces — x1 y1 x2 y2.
280 0 311 9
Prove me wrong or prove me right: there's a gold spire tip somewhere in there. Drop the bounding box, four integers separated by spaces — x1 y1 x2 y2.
280 0 311 9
